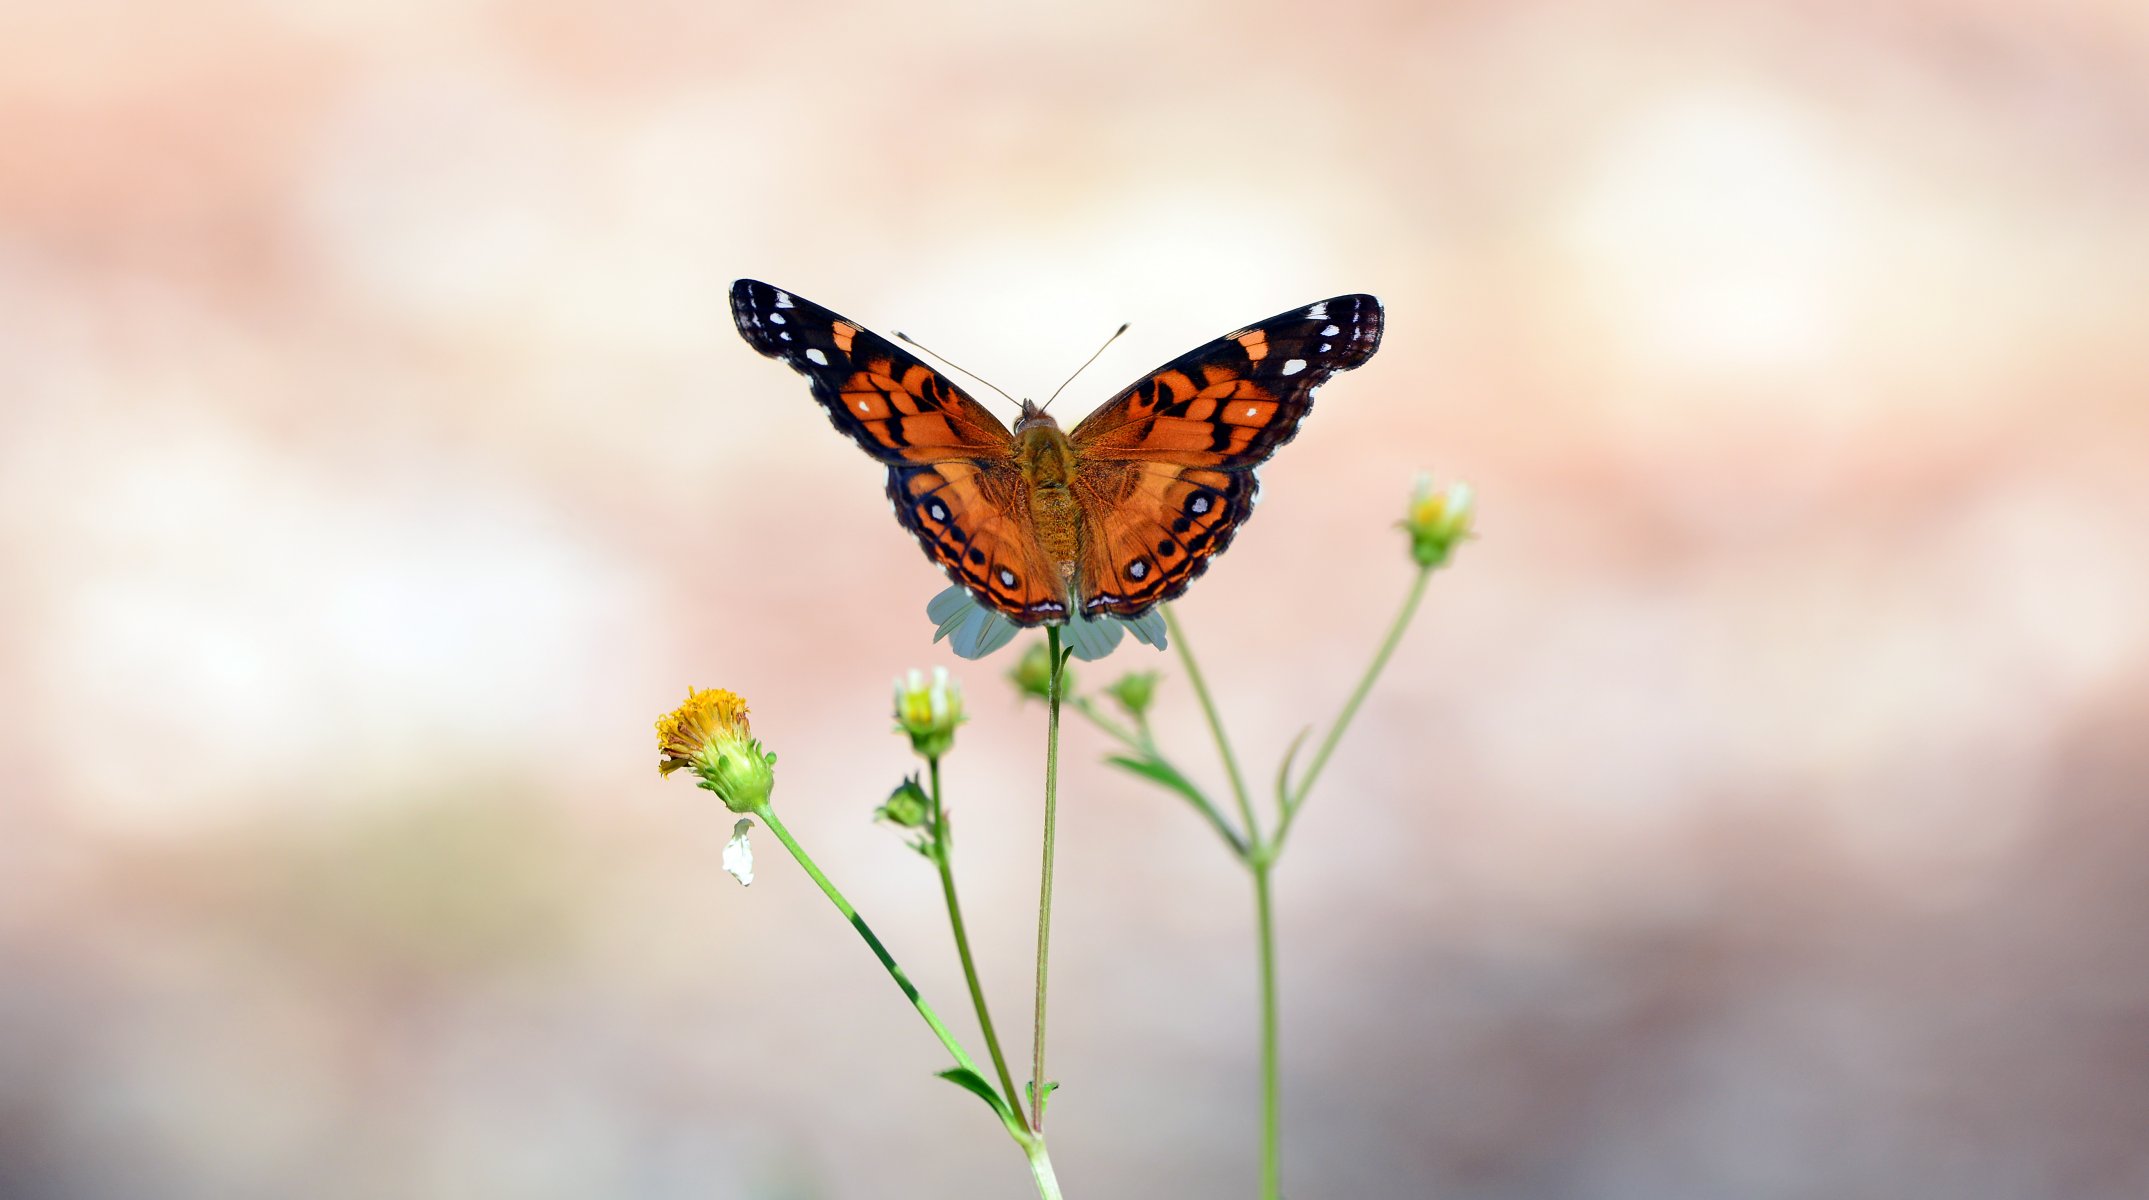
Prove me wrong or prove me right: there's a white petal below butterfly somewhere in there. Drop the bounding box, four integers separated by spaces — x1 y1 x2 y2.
723 818 755 886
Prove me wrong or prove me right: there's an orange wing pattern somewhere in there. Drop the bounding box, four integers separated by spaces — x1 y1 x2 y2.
1069 294 1382 468
889 460 1070 623
1066 294 1383 618
731 280 1012 463
733 279 1070 624
731 281 1384 630
1073 461 1255 618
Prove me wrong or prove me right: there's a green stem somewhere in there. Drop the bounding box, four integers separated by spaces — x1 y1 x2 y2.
1253 862 1281 1200
752 806 990 1094
1025 1137 1066 1200
1030 625 1065 1130
1070 695 1144 752
1070 696 1248 860
1274 564 1433 851
1162 605 1261 851
756 804 1064 1196
929 757 1027 1129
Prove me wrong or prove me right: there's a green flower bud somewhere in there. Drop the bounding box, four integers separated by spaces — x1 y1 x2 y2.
1106 670 1160 719
1008 640 1066 702
894 667 966 759
1401 472 1476 568
877 774 931 829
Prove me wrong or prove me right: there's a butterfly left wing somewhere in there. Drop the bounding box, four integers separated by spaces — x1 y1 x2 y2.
731 279 1067 624
730 279 1013 463
1068 294 1382 618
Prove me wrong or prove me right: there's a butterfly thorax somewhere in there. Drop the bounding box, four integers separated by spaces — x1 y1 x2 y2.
1013 405 1081 587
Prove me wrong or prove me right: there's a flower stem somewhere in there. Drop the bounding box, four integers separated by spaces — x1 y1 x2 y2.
1031 624 1065 1131
929 757 1027 1128
756 804 1064 1195
752 806 992 1099
1252 861 1282 1200
1161 605 1262 851
1274 563 1433 850
1025 1136 1066 1200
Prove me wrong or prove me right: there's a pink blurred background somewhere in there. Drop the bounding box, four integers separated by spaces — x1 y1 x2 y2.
5 1 2149 1196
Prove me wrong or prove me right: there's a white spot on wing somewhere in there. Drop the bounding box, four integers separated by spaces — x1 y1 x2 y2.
1128 560 1148 580
1191 496 1210 514
857 400 871 412
1307 302 1328 319
769 313 786 325
775 291 795 309
1281 358 1307 375
1321 324 1340 337
806 348 828 366
1245 406 1258 417
930 502 947 521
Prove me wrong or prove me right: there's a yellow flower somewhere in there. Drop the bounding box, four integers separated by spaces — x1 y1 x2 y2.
894 667 966 759
655 687 776 814
1401 472 1476 568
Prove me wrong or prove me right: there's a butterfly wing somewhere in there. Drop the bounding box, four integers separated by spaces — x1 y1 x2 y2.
730 279 1065 624
1068 294 1382 618
889 460 1071 625
730 279 1014 464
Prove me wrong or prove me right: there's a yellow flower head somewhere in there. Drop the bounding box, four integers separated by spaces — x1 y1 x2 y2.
893 667 966 759
655 687 776 814
1401 472 1476 568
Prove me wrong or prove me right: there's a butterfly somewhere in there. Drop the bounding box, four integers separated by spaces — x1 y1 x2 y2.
729 279 1383 626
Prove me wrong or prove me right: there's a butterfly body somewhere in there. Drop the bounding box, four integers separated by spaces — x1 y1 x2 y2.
730 280 1382 626
1011 404 1083 598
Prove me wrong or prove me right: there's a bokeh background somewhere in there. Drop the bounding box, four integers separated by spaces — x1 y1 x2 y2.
6 1 2149 1197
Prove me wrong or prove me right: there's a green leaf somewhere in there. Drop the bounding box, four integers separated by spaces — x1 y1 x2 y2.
937 1066 1014 1120
1026 1078 1060 1118
1106 753 1213 812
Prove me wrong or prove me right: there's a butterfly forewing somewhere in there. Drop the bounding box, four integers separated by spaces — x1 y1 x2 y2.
1068 294 1382 468
730 279 1013 463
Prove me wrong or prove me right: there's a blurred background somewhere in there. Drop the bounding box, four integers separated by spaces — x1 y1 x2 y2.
5 0 2148 1196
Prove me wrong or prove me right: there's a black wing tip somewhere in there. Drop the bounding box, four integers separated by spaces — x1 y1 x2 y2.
729 279 786 357
1316 293 1383 367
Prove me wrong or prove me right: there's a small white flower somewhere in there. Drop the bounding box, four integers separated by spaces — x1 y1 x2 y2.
723 818 755 887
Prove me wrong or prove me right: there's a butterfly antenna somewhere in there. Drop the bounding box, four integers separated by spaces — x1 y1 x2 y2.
1040 322 1130 415
893 330 1021 410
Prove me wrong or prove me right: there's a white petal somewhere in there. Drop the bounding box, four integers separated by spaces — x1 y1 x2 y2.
723 818 755 887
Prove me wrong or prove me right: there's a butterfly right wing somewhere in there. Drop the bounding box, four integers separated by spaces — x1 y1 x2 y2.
730 279 1014 464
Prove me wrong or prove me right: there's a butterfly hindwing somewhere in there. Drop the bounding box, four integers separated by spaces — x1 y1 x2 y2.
1073 461 1256 618
890 460 1070 624
1068 294 1382 468
730 279 1013 464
